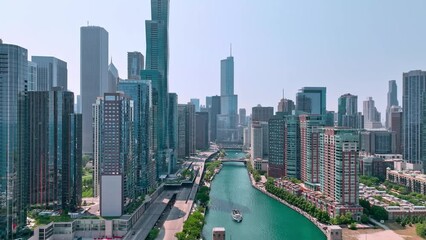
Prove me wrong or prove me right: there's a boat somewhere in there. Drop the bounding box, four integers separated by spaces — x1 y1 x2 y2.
231 209 243 222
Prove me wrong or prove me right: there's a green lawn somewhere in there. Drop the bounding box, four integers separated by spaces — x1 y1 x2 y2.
82 168 93 198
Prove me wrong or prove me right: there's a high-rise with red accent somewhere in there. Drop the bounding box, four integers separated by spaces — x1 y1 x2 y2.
320 127 360 205
300 114 324 190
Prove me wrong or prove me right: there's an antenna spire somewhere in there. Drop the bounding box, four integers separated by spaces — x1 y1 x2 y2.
282 89 285 100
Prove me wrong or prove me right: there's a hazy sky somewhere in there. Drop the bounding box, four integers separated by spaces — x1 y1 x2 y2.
2 0 426 116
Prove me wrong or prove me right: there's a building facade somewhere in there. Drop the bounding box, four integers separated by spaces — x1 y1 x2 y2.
252 105 274 122
209 95 221 142
360 129 396 155
0 42 29 239
363 97 382 129
338 93 363 129
390 106 402 154
118 80 154 194
296 87 326 115
386 80 399 129
277 98 295 115
142 0 171 176
177 103 196 158
95 93 135 217
196 112 209 150
27 61 38 91
320 128 360 208
80 26 109 154
28 88 82 210
285 114 301 179
402 70 426 169
127 51 144 80
168 93 178 173
300 115 324 189
217 55 239 143
107 61 119 93
190 98 200 112
31 56 67 91
268 113 287 178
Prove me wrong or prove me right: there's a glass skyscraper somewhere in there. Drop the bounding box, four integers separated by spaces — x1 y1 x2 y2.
168 93 178 173
403 70 426 169
142 0 171 176
0 42 29 239
27 88 81 210
217 55 239 143
31 56 67 91
386 80 399 129
295 87 326 115
338 93 363 129
127 51 144 80
118 80 154 194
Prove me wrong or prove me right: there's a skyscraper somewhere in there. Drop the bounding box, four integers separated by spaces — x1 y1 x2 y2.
390 106 403 154
190 98 200 112
209 95 221 142
386 80 399 129
300 114 324 190
277 98 295 115
0 42 29 239
217 54 239 143
177 103 196 158
402 70 426 168
285 114 301 179
28 88 81 210
168 93 178 173
108 61 119 93
296 87 326 115
96 93 134 217
268 113 287 178
127 51 144 80
363 97 381 129
76 94 82 114
238 108 247 126
320 128 360 208
196 112 209 150
118 80 154 194
27 61 38 91
206 96 212 109
360 129 395 155
31 56 67 91
80 26 109 154
142 0 170 176
252 105 274 122
251 122 263 160
338 93 363 129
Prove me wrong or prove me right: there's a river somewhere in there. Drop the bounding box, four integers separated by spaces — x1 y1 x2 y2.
202 150 326 240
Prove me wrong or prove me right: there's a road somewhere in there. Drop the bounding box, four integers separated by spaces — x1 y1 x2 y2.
126 190 175 240
157 153 209 240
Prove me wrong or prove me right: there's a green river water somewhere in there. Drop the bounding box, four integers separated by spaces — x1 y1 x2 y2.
202 150 326 240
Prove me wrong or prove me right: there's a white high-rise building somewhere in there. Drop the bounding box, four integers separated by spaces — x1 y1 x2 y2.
363 97 382 129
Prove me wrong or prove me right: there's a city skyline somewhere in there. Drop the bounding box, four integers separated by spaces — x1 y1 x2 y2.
4 1 426 114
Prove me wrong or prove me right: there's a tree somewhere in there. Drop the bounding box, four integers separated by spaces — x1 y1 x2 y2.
417 223 426 238
361 214 369 224
371 205 388 221
349 222 357 230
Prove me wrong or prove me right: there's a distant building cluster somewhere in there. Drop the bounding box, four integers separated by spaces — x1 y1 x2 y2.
242 71 426 220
